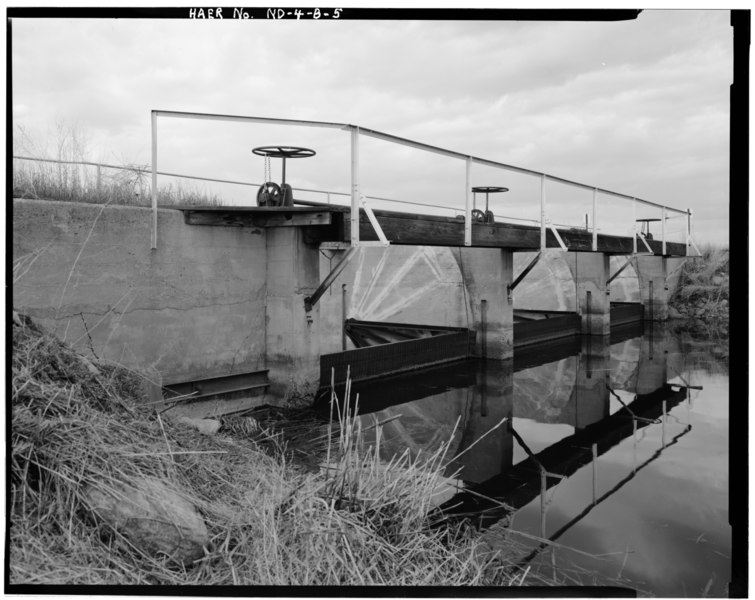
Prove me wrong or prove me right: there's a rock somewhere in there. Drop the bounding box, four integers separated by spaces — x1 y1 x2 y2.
695 308 706 317
80 356 101 376
174 416 221 435
84 477 209 565
712 275 725 285
668 306 684 319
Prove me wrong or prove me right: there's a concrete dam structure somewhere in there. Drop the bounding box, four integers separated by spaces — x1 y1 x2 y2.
13 198 686 416
12 111 696 416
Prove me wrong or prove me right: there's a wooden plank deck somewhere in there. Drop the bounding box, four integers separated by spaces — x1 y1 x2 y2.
173 203 687 256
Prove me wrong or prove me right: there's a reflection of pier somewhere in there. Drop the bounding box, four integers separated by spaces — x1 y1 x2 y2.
514 422 691 571
438 382 691 530
336 322 697 549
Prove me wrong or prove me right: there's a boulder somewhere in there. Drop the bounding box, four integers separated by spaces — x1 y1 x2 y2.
174 416 221 435
84 477 209 565
668 306 683 319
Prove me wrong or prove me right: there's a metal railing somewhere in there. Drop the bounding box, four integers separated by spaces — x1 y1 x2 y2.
13 154 587 235
151 110 694 253
21 109 697 254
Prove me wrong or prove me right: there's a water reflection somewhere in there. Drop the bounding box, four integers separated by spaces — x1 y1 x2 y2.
350 322 729 596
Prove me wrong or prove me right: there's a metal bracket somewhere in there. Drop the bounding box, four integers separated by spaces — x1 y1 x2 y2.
507 251 542 300
305 246 358 312
607 256 634 285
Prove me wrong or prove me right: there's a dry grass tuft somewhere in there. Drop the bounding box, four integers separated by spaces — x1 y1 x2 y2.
12 126 223 207
672 246 729 305
10 312 522 586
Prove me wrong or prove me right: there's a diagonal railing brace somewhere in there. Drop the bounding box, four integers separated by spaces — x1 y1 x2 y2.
636 232 654 255
547 219 568 251
360 195 390 247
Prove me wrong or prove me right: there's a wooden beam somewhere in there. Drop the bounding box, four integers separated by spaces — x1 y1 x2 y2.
182 208 332 228
342 210 686 256
175 203 686 255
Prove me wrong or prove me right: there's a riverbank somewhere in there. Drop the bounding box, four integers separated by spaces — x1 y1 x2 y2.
10 311 528 587
668 246 729 321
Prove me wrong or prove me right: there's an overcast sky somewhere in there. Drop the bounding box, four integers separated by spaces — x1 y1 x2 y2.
11 8 732 245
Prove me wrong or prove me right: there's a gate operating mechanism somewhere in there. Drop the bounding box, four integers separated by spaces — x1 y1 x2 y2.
252 145 316 207
471 186 508 224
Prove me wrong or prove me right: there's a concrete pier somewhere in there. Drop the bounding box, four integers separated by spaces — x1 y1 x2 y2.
564 252 610 336
264 227 323 397
454 248 514 360
635 256 686 321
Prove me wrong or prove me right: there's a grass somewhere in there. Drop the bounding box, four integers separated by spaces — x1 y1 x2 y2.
13 157 224 208
12 125 223 208
10 311 530 586
669 245 729 319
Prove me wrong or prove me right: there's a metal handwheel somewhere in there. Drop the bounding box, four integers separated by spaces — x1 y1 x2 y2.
252 146 316 160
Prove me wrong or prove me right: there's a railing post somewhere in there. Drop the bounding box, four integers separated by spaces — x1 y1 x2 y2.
540 174 547 251
342 283 348 351
151 111 158 250
661 206 667 256
96 164 102 195
350 126 360 246
592 187 598 251
686 208 692 257
465 157 472 246
631 197 637 254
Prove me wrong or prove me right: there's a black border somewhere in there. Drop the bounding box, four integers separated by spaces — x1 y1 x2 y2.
6 7 641 21
728 9 749 599
5 6 745 598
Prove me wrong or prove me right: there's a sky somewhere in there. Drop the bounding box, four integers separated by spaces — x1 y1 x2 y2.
10 7 733 245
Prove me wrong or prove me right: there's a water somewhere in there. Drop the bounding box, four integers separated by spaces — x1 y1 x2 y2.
355 322 730 596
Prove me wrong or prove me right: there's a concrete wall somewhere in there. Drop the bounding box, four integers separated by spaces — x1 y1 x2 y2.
317 245 514 359
513 250 576 311
318 246 470 356
13 199 687 405
13 199 267 386
265 227 323 397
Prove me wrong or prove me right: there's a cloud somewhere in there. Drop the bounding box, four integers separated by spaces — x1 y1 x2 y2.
10 9 732 244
